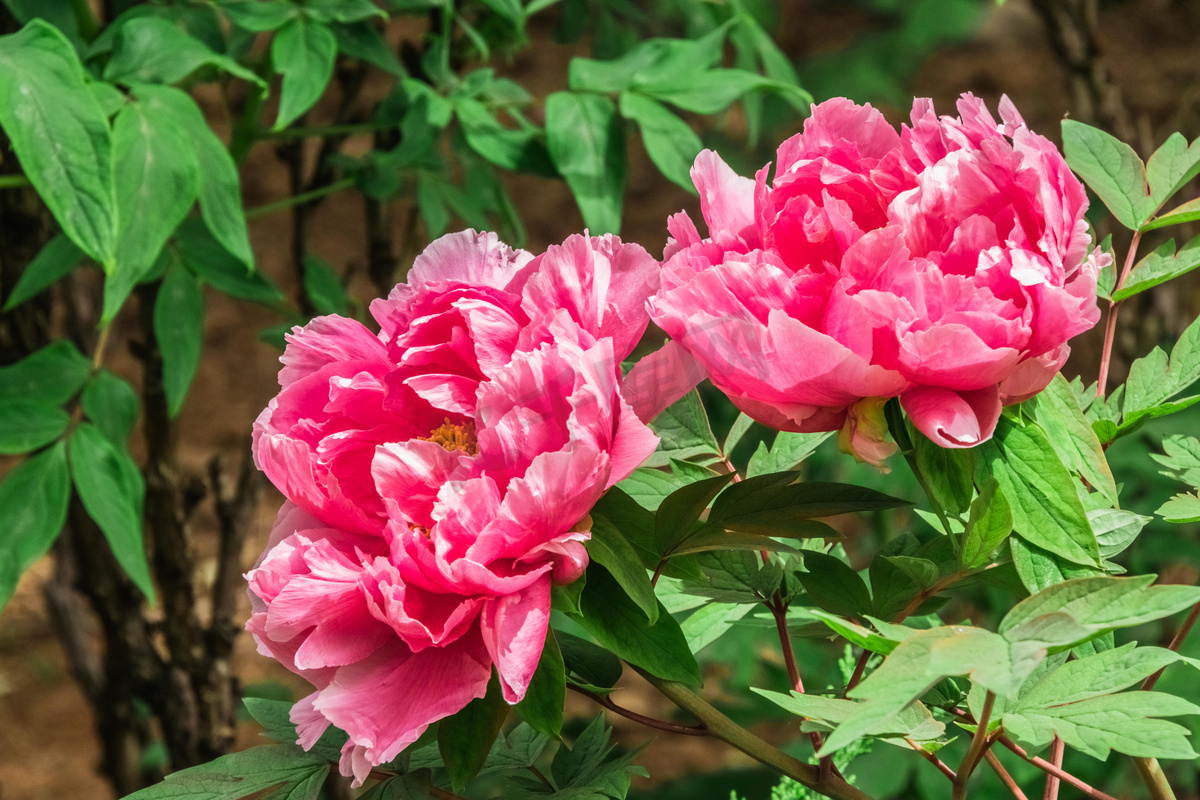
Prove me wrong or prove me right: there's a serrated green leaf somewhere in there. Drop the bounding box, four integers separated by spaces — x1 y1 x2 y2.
0 442 69 609
746 431 832 477
545 91 625 234
155 259 205 417
960 479 1012 568
439 675 508 792
2 233 85 311
574 565 700 686
104 16 264 87
978 416 1100 567
122 744 330 800
242 698 348 763
550 715 647 797
587 514 657 623
1152 434 1200 485
273 17 338 130
0 340 91 405
1113 235 1200 302
1062 119 1154 230
1124 314 1200 421
0 21 117 269
68 422 155 604
1005 692 1200 760
1157 492 1200 523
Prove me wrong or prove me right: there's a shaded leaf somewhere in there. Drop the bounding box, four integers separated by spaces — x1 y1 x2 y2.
0 442 69 608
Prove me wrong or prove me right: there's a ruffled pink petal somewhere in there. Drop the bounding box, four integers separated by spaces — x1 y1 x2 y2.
280 316 390 388
999 345 1070 404
292 692 332 750
692 150 757 239
481 578 551 703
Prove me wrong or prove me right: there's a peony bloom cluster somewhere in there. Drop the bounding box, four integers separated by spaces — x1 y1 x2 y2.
246 231 661 783
649 94 1104 462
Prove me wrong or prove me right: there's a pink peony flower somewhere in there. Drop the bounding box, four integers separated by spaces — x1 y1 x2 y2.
649 94 1105 461
247 230 661 783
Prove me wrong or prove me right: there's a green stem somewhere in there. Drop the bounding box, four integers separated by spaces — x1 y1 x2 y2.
0 175 31 189
884 400 955 537
639 672 873 800
953 691 994 800
1133 757 1176 800
245 177 357 219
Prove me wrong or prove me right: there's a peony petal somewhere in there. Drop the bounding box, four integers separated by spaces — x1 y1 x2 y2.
480 578 551 703
692 150 757 239
620 340 707 424
901 385 1002 447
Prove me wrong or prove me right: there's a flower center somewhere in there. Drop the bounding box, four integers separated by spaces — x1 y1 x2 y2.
421 419 478 456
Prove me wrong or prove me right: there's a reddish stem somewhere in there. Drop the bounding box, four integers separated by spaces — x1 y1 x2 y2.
1143 599 1200 691
985 750 1031 800
1043 737 1064 800
567 684 710 736
1096 230 1143 398
996 737 1121 800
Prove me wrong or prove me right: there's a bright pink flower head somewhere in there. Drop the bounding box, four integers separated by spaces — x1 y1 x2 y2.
650 94 1105 460
248 230 660 783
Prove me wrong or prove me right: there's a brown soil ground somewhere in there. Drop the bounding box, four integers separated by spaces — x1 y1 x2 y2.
3 1 1200 798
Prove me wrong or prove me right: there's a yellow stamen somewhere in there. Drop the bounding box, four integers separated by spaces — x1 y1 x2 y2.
420 418 478 456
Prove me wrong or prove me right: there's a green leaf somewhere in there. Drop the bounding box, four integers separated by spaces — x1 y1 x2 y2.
1000 575 1200 648
806 610 901 656
796 551 873 618
1113 235 1200 302
302 254 349 315
679 601 752 654
1142 196 1200 232
438 675 508 792
754 689 944 744
104 97 201 324
637 68 806 116
550 715 648 797
587 514 657 623
545 91 626 234
0 340 91 405
960 479 1012 568
122 744 330 800
1156 492 1200 523
155 260 205 418
332 21 405 76
556 630 622 689
0 21 117 269
910 425 974 516
687 549 783 604
0 399 69 455
747 431 832 477
568 31 726 94
456 98 556 177
305 0 388 23
480 724 550 774
3 234 85 311
977 416 1100 567
574 565 700 686
134 85 255 269
1088 508 1148 557
0 442 69 609
1145 131 1200 213
242 697 348 763
515 629 565 738
273 16 338 130
1004 692 1200 760
618 92 701 193
1124 314 1200 421
709 475 910 536
220 0 298 31
81 370 139 449
1 0 83 49
1061 119 1154 230
617 467 684 511
1024 374 1118 505
1016 644 1191 710
175 220 283 305
654 471 734 556
68 422 155 604
643 388 720 467
591 487 656 569
1152 434 1200 485
1009 536 1103 594
103 16 264 87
